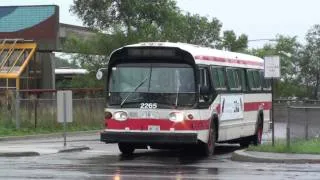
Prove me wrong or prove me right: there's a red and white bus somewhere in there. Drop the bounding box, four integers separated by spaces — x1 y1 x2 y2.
99 42 271 156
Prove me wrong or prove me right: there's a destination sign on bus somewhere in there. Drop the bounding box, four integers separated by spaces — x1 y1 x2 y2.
127 48 176 57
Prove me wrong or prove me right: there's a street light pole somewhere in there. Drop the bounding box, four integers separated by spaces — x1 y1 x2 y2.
248 38 277 42
247 38 277 49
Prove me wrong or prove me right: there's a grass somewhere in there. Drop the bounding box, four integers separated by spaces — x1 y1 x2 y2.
0 125 102 137
0 101 104 137
248 139 320 154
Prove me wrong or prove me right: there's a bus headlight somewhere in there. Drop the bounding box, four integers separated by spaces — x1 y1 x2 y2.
114 111 128 121
169 112 184 122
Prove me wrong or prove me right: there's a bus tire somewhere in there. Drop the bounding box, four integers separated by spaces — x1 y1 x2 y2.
239 138 251 148
118 143 135 155
239 114 263 147
252 115 263 146
201 119 216 156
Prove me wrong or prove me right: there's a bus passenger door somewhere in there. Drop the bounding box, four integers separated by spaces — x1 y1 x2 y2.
198 67 214 107
197 67 215 142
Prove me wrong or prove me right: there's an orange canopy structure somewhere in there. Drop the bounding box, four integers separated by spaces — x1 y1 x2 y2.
0 39 37 89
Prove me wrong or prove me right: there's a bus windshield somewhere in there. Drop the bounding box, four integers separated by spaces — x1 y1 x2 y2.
108 63 196 108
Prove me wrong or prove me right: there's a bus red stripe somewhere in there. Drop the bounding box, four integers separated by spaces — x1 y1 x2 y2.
107 119 210 131
216 101 271 114
107 102 271 130
244 101 272 111
195 55 263 67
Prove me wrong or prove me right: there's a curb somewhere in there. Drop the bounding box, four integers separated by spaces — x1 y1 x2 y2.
0 130 100 142
58 146 90 153
0 146 90 157
232 150 320 164
0 151 40 157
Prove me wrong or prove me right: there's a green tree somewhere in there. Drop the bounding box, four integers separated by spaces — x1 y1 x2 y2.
71 0 178 36
70 0 249 51
300 24 320 99
248 35 304 98
178 13 221 47
249 35 301 81
69 0 248 88
220 30 248 52
71 0 224 47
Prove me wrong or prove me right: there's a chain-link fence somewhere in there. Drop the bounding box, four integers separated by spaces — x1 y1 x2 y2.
274 99 320 122
286 106 320 146
0 89 105 132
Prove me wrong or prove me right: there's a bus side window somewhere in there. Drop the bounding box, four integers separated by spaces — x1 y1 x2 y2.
239 69 247 92
210 66 226 90
260 71 271 91
200 68 211 88
226 68 241 91
247 69 262 91
199 67 212 102
253 70 262 91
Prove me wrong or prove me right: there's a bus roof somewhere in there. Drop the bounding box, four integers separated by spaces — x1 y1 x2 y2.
125 42 264 69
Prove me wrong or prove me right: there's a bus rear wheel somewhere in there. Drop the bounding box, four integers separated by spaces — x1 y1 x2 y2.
253 123 263 145
118 143 135 155
240 117 263 147
239 138 251 148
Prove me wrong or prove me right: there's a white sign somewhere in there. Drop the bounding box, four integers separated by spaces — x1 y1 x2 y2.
96 70 103 80
264 56 280 78
57 91 73 123
220 94 244 121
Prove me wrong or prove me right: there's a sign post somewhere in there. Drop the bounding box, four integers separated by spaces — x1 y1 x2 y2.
264 56 280 147
57 91 73 147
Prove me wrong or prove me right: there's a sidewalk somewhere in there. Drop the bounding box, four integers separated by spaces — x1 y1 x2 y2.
0 131 97 157
232 149 320 164
0 145 90 157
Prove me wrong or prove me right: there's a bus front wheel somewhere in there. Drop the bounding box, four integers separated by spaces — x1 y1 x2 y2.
118 143 135 155
201 120 216 156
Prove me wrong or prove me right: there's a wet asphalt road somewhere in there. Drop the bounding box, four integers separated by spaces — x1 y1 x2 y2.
1 133 320 180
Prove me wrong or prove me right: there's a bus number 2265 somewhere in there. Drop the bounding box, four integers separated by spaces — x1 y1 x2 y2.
140 103 157 109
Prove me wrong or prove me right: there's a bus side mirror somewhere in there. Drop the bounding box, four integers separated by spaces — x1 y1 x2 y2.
200 86 210 95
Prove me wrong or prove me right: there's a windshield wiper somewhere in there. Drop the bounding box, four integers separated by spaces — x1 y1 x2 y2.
120 75 149 107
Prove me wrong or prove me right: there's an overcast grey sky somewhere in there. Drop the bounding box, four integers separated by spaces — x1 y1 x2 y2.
1 0 319 48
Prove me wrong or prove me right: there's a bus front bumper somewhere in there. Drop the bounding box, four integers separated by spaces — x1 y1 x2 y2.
100 130 198 144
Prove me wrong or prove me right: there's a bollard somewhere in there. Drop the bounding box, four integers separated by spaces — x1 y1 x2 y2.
34 98 38 129
305 108 309 140
286 106 290 148
286 126 290 148
15 90 20 129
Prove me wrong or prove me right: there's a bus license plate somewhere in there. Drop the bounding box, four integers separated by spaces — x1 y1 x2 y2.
148 125 160 132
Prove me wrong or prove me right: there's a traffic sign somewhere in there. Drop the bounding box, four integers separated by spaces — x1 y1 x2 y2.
264 56 281 78
57 91 73 123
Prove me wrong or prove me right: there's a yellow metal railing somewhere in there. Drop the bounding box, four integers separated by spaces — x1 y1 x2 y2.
0 39 37 89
